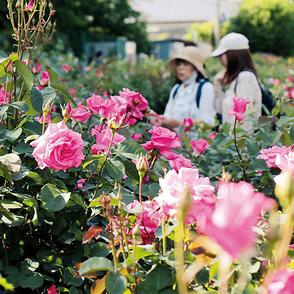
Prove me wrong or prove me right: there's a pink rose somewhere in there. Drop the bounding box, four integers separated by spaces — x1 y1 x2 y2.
202 181 275 259
37 70 50 90
86 94 104 114
190 138 209 155
265 269 294 294
69 88 77 97
131 133 142 141
0 86 11 105
275 151 294 176
24 0 34 12
258 145 292 168
183 118 193 132
71 104 91 123
142 126 181 154
48 284 58 294
154 168 215 225
129 200 162 244
91 127 125 155
169 154 192 172
208 132 217 140
32 63 42 74
31 121 84 171
62 64 72 73
36 113 51 124
76 178 86 190
228 97 249 122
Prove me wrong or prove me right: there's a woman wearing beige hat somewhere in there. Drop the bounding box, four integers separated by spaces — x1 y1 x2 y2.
151 46 216 129
211 32 262 131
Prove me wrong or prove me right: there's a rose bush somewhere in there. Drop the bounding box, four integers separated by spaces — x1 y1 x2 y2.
0 2 293 293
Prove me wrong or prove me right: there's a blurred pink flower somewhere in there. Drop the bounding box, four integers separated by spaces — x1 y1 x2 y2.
83 66 92 72
32 63 42 74
228 97 249 122
142 126 182 159
202 181 275 259
62 64 72 73
31 121 84 171
275 151 294 176
183 118 193 132
91 127 125 155
258 145 292 168
0 86 11 104
76 178 86 190
24 0 35 12
208 132 217 140
69 88 77 96
86 94 104 114
36 113 51 124
131 133 142 141
265 269 294 294
287 87 294 99
37 70 50 90
71 104 91 123
154 168 215 225
169 154 192 172
191 138 209 155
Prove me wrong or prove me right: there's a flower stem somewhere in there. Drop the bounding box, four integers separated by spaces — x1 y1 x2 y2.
162 216 167 256
218 253 231 294
233 118 247 180
139 175 143 204
174 212 187 294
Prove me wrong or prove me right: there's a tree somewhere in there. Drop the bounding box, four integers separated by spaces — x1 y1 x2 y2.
0 0 149 55
227 0 294 56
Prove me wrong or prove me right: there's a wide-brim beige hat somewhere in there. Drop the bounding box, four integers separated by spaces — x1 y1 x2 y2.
169 46 206 78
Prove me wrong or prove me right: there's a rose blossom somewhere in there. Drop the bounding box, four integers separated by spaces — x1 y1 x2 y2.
128 200 162 244
47 284 58 294
202 181 275 259
69 88 77 96
142 126 182 159
36 113 51 124
275 151 294 176
32 62 42 74
91 126 125 155
24 0 34 12
30 121 84 171
183 118 193 132
258 145 292 168
264 269 294 294
154 167 215 226
71 104 91 123
0 86 10 104
169 154 192 172
86 94 104 114
76 178 86 190
131 133 142 141
37 70 50 90
190 138 209 155
228 97 249 122
208 132 217 140
62 64 72 73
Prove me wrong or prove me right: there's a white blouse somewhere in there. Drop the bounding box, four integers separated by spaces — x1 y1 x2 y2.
214 71 262 131
163 79 216 126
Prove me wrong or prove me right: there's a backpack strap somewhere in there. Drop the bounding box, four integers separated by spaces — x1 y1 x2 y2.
195 79 208 108
173 80 208 109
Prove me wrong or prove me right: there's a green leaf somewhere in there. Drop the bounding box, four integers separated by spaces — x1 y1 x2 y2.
48 67 77 106
136 264 175 293
105 159 125 180
40 183 71 211
14 60 34 90
30 87 44 113
79 257 114 276
4 128 22 143
42 86 56 108
126 245 155 266
105 272 127 294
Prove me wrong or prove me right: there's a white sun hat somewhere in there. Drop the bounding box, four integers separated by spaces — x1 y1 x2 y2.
211 32 250 57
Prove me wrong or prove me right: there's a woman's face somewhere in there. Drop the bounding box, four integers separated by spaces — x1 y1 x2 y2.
175 59 195 81
219 53 228 67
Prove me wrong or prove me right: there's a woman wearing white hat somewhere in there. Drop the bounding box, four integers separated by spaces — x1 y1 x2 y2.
211 32 262 130
151 46 216 129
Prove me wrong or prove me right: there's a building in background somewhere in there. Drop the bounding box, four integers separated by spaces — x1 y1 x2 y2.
131 0 242 41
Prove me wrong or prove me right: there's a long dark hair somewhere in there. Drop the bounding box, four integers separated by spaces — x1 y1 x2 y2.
223 49 257 84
